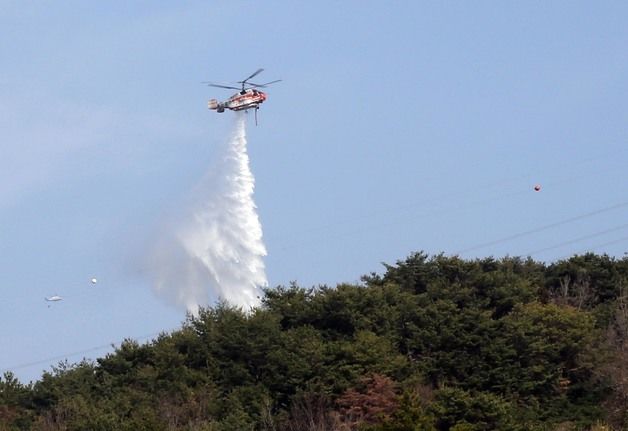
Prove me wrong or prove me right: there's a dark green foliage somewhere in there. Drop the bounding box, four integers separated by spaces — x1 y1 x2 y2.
2 252 627 430
545 253 625 305
367 390 437 431
429 387 516 431
0 372 33 429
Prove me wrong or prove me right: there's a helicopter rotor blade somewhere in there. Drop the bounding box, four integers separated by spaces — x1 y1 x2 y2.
204 70 275 91
238 68 264 85
205 83 242 90
247 79 282 88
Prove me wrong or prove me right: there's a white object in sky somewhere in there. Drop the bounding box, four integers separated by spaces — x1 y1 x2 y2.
91 278 97 284
45 295 63 302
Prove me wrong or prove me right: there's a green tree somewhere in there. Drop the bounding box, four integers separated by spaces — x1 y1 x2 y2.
429 387 516 431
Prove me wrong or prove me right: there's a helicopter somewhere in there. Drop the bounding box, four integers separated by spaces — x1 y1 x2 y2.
204 69 280 124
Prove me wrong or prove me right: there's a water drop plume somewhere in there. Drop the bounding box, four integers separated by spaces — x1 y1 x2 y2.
151 113 267 314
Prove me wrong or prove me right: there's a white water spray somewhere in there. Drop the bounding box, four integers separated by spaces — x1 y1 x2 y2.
151 113 267 314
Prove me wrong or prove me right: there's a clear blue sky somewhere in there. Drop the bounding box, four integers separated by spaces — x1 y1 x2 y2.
2 1 627 382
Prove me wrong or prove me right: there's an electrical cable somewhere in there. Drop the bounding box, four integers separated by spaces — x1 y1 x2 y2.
454 200 628 255
0 330 172 375
525 223 628 257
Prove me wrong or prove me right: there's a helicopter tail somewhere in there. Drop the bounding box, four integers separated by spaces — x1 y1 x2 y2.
208 99 225 113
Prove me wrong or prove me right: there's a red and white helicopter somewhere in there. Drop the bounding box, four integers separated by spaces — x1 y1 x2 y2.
204 69 280 124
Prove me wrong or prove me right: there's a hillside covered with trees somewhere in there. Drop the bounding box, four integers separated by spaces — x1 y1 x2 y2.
1 252 627 430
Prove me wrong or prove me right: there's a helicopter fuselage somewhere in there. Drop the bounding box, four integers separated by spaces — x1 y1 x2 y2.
208 88 267 113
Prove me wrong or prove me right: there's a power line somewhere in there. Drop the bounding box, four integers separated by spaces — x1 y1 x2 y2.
269 147 628 245
525 223 628 256
0 330 168 375
1 345 113 375
557 235 628 261
455 200 628 255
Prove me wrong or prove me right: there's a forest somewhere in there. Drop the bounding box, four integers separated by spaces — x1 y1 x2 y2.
1 252 627 430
